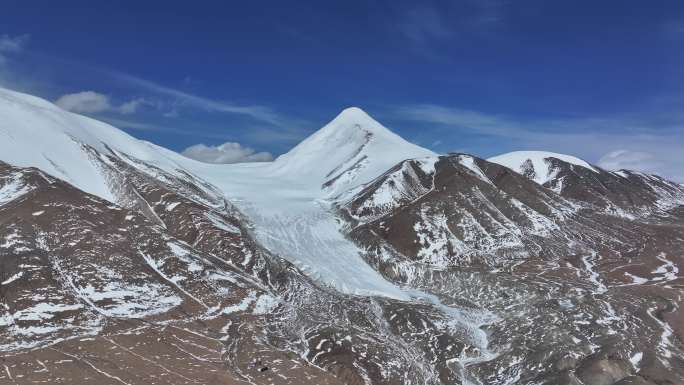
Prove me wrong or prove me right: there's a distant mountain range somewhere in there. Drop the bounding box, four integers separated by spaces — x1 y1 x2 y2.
1 86 683 385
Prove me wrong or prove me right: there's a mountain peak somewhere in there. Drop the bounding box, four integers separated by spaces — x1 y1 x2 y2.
271 107 435 194
488 150 598 185
322 106 394 138
331 106 374 123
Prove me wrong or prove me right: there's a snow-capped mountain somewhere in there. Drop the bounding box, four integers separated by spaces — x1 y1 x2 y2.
340 154 579 266
489 150 684 217
0 88 433 296
0 87 190 202
488 150 599 186
1 86 684 384
337 150 682 267
272 107 435 195
0 90 431 202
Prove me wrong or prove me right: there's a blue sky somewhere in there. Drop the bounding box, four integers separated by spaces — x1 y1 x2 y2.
1 0 684 180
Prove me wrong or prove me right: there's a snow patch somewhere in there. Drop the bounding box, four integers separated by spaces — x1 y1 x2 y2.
1 271 23 285
456 155 492 185
253 294 280 315
165 202 180 211
488 150 598 185
0 172 34 206
204 212 240 234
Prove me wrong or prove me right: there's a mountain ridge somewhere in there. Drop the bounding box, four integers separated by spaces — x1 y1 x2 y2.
270 106 436 195
1 85 684 384
1 85 678 193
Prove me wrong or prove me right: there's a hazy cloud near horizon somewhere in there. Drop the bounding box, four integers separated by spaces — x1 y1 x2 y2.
597 150 671 178
395 104 684 182
181 142 274 164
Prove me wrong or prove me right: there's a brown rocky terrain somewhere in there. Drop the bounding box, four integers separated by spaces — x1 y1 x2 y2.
337 154 684 384
0 157 485 385
1 88 683 384
0 161 345 384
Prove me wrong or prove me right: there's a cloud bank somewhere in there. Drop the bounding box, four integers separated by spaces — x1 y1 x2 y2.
181 142 273 164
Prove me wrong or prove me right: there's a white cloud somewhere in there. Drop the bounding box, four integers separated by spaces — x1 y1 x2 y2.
0 34 29 64
163 108 179 118
398 105 512 136
55 91 112 114
109 71 290 127
597 150 684 182
55 91 151 115
598 150 659 171
181 142 273 164
118 98 148 114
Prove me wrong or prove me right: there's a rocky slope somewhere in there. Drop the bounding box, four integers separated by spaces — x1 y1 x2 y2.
1 86 683 384
0 156 480 385
489 150 684 217
336 152 684 384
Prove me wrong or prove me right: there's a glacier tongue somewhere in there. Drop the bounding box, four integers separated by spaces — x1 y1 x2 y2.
0 87 499 379
0 88 430 298
176 107 435 298
177 108 436 298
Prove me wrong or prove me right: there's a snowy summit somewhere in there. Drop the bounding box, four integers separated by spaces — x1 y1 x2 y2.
488 150 599 185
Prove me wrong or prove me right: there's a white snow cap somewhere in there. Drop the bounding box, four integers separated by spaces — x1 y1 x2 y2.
488 150 598 185
271 106 435 195
0 86 187 201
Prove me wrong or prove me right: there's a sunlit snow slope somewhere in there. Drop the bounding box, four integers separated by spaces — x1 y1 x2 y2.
488 150 598 185
271 107 435 196
180 108 436 298
0 87 187 201
0 88 434 298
